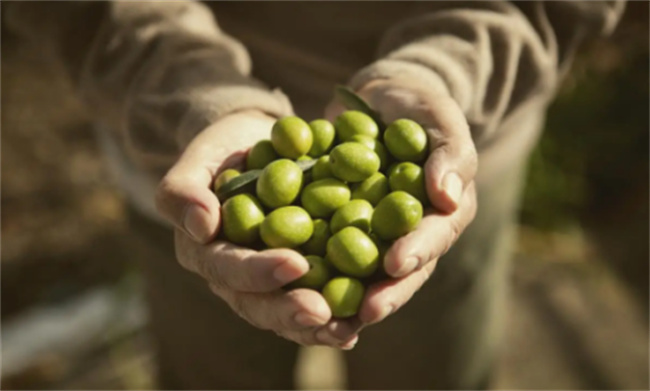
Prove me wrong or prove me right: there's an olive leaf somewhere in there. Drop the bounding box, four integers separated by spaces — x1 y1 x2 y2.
216 159 317 202
334 85 386 129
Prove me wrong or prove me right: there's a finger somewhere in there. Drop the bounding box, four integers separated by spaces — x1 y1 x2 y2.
211 285 332 332
175 231 310 293
154 115 262 243
314 318 363 349
423 97 478 213
156 155 222 243
278 328 360 350
358 261 437 325
384 182 477 277
279 321 360 349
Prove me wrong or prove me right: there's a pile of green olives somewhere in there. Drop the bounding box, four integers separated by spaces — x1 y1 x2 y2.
215 111 430 317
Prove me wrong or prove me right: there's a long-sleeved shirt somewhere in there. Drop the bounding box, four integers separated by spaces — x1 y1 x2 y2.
4 1 625 220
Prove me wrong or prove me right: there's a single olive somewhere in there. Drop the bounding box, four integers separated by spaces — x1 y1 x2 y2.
247 140 279 170
322 277 365 318
330 142 380 183
221 193 265 245
371 191 423 241
272 116 313 159
326 226 379 277
350 134 389 170
301 219 331 256
334 111 379 141
260 206 314 248
384 119 428 162
300 178 351 218
308 119 336 157
256 159 303 208
330 199 374 234
351 172 389 206
388 162 428 204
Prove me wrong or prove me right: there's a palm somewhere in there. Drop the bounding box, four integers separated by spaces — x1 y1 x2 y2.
184 111 276 176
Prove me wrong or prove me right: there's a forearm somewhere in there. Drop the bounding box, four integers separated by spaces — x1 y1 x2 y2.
5 1 292 174
349 1 625 141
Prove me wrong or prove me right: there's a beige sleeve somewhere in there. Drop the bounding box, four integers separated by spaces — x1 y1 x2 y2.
4 1 293 173
348 1 626 140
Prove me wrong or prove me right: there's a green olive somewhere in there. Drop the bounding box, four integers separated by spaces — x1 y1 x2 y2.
221 193 265 245
312 155 334 181
301 219 331 256
260 206 314 248
350 134 389 170
288 255 330 290
322 277 365 318
247 140 279 170
256 159 303 208
272 116 313 159
351 172 389 206
213 169 240 193
329 142 380 183
308 119 336 157
300 178 351 218
388 162 428 204
384 119 428 162
371 191 423 241
330 199 374 234
334 111 379 141
326 226 379 277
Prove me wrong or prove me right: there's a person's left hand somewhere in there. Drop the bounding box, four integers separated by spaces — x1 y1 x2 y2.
319 78 478 340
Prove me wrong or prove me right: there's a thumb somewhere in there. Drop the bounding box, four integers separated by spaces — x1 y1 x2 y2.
155 149 223 244
423 98 478 214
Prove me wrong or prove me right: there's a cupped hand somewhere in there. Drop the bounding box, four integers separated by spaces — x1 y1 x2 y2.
323 79 479 338
155 110 357 348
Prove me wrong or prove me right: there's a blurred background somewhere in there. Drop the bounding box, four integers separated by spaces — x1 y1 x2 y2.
2 2 648 390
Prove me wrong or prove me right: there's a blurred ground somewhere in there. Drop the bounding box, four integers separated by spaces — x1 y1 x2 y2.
1 3 648 390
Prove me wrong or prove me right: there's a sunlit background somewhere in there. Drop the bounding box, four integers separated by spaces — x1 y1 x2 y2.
2 2 648 389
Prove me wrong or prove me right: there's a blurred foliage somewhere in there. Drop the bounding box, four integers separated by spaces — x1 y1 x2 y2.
520 6 649 231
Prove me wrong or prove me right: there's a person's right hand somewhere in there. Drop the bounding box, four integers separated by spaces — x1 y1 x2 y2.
155 110 359 348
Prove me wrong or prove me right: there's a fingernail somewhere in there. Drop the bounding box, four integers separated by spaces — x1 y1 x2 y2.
393 257 418 277
183 205 209 242
442 173 463 206
294 312 327 327
340 335 359 350
316 328 342 346
273 261 307 285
